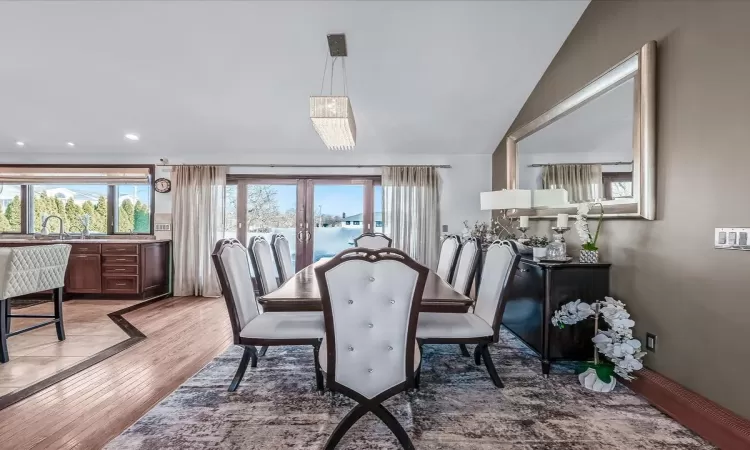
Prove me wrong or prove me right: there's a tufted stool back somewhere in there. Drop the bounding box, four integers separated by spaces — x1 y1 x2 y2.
315 248 427 400
353 232 392 250
211 239 261 340
248 236 279 295
0 244 71 299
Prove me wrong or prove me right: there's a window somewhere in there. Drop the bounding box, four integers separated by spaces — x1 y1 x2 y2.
0 184 23 233
602 172 634 200
0 165 155 235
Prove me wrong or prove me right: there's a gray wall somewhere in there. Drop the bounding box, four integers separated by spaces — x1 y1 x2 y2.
492 0 750 419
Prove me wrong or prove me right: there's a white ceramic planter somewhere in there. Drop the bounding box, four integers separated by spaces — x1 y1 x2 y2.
578 368 616 392
532 247 547 259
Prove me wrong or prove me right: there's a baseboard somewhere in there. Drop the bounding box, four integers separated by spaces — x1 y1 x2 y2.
626 369 750 449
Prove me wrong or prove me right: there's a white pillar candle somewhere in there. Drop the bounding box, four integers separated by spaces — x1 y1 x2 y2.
519 216 529 228
556 213 569 228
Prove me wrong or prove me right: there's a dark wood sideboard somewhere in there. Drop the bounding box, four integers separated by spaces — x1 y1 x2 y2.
0 240 171 300
501 258 611 376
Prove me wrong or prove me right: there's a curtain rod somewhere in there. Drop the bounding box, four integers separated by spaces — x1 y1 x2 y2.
528 161 633 168
158 163 451 169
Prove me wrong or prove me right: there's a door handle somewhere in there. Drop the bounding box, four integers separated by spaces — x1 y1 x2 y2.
305 231 311 242
297 231 304 243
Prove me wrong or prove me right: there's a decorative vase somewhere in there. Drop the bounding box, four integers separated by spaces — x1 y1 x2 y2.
545 233 567 261
579 249 599 263
532 247 547 259
578 368 616 392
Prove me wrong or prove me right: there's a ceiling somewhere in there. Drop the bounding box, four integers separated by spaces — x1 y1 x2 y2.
0 1 588 158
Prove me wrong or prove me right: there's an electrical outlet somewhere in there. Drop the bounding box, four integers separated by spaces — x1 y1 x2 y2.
442 225 449 233
645 333 657 352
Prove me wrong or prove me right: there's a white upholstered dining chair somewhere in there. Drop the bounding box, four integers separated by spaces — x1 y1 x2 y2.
353 232 392 249
271 234 294 283
0 244 71 363
435 234 461 283
417 240 521 388
450 237 480 297
314 247 428 450
248 236 279 295
212 239 325 392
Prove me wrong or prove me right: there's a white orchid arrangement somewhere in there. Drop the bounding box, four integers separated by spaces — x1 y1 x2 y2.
575 202 604 252
552 296 646 381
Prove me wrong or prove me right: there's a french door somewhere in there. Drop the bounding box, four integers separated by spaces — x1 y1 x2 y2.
226 177 382 271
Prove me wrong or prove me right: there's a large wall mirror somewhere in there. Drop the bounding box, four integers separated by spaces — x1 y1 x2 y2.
506 41 656 219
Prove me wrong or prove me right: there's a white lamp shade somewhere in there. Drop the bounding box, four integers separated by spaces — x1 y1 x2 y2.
531 189 569 208
310 96 356 151
480 190 532 210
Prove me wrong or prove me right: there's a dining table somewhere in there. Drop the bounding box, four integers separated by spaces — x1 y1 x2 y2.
259 260 473 313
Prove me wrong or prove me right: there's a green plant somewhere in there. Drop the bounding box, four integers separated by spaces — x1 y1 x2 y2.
576 203 604 251
528 235 549 248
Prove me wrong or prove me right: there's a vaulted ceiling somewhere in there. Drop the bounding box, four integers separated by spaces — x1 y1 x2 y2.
0 1 588 157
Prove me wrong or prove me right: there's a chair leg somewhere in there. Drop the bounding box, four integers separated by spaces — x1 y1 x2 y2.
313 343 324 393
229 346 256 392
259 345 269 357
370 404 415 450
474 343 483 366
4 298 10 333
414 367 421 390
53 288 65 341
459 344 471 357
325 404 368 450
480 344 504 388
250 346 258 368
0 299 8 363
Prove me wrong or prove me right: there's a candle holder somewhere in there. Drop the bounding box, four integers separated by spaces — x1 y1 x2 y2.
547 226 571 260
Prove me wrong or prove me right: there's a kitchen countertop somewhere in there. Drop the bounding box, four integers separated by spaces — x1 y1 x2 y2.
0 238 172 244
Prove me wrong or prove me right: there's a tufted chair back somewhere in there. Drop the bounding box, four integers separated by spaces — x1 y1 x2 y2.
353 232 392 250
0 244 71 299
315 248 428 400
248 236 279 295
211 239 261 341
473 241 521 338
271 234 294 283
451 237 480 296
435 235 461 283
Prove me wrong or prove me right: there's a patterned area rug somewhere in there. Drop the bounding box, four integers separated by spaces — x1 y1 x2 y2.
107 329 712 449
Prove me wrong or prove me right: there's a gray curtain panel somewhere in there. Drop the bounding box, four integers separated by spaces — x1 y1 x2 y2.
172 165 227 297
542 164 603 203
382 166 440 269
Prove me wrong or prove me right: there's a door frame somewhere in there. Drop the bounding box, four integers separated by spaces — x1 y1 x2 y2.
227 175 381 271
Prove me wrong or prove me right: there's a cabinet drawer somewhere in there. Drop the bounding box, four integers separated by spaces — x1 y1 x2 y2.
101 244 139 255
102 255 139 265
102 275 139 293
102 265 138 275
71 244 102 254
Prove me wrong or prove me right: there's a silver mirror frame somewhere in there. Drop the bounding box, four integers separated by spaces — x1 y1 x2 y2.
506 41 656 220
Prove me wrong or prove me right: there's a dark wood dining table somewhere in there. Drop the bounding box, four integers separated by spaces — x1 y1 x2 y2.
259 260 473 313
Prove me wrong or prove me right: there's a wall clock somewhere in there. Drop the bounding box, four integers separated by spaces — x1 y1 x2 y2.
154 178 171 193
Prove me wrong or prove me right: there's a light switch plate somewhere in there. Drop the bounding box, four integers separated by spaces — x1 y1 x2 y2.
155 223 172 232
715 227 750 250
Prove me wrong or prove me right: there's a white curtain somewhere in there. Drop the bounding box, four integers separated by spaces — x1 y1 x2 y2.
172 166 227 297
542 164 603 203
382 166 440 269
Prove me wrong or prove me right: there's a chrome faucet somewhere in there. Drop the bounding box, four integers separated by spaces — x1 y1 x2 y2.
41 215 65 239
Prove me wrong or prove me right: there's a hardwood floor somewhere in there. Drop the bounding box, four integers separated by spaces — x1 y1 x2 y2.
0 296 232 450
2 300 134 396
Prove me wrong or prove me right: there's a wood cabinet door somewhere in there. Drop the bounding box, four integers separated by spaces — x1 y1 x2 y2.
66 254 102 293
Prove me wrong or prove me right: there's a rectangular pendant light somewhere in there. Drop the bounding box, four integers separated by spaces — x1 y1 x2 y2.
310 96 356 151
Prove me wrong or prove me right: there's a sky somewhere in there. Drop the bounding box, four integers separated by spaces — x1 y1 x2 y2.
0 184 151 204
272 184 382 216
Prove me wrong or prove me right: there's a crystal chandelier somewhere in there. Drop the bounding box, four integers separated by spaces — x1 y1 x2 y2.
310 34 356 151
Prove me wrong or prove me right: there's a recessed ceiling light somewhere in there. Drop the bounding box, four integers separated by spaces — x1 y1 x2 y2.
124 133 140 141
66 142 75 147
15 141 25 147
